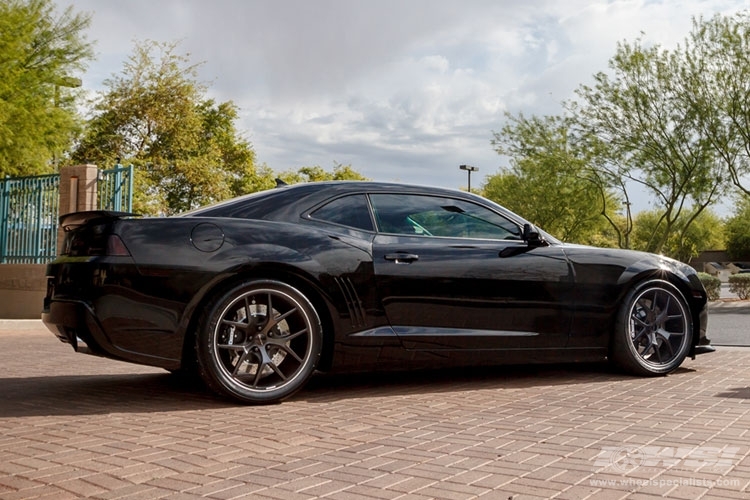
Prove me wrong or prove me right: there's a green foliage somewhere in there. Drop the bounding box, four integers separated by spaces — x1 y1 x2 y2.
681 13 750 197
631 209 724 262
278 162 369 185
73 40 259 215
571 36 728 255
697 272 721 301
728 274 750 300
724 196 750 260
0 0 93 176
486 114 621 246
492 13 750 255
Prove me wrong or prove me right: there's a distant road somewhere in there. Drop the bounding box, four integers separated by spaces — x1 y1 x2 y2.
707 301 749 346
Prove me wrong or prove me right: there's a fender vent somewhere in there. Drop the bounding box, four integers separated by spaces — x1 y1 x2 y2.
334 277 366 328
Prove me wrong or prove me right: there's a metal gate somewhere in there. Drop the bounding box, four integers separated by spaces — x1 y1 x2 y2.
0 174 60 263
98 163 134 212
0 164 133 263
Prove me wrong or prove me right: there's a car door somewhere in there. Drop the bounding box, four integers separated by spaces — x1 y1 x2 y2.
370 192 574 350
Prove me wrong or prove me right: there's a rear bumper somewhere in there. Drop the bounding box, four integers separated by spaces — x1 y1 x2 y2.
42 299 107 357
42 298 181 370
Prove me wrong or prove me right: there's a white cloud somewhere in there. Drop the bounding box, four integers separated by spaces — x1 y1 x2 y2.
65 0 748 209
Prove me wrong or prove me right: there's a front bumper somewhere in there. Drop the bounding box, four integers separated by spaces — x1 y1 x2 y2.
691 303 713 356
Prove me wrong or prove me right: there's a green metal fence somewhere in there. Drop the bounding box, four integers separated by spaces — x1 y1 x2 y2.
0 174 60 263
98 164 134 212
0 164 134 263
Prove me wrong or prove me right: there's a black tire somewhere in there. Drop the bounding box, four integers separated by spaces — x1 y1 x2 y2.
612 279 692 376
195 280 322 404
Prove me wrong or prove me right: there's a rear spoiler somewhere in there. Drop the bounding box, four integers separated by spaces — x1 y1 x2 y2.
59 211 140 231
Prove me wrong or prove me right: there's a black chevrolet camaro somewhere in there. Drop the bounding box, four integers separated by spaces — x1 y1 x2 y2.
42 181 713 404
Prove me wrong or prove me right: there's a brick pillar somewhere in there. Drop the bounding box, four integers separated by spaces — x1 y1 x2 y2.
57 164 98 254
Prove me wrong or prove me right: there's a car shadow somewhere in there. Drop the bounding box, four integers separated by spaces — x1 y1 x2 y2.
714 387 750 400
299 362 690 402
0 372 231 418
0 362 656 417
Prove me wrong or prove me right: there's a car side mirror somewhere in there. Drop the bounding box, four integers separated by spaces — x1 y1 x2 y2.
523 223 546 248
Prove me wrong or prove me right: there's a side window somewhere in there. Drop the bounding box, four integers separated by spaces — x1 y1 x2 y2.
310 194 374 231
369 193 521 240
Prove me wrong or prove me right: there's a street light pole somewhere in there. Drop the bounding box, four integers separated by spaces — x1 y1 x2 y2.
459 164 479 193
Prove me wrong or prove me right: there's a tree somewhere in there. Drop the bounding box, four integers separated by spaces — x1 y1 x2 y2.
73 40 260 215
0 0 93 176
277 162 369 184
631 209 724 262
571 38 729 255
680 13 750 197
487 113 621 246
725 196 750 260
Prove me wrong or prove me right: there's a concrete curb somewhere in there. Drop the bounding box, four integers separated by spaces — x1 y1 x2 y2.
708 300 750 312
0 319 45 330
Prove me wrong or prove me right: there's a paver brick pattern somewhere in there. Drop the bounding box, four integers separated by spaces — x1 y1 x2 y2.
1 323 749 499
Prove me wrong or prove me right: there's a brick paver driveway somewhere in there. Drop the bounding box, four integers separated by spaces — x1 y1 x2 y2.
1 321 749 500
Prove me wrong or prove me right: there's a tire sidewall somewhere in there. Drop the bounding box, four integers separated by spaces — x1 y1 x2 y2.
196 280 322 403
613 279 693 376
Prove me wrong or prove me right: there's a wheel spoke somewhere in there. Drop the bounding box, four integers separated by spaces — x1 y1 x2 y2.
618 283 692 374
273 307 297 325
277 343 303 363
640 340 654 357
277 327 308 342
631 325 649 343
659 334 675 356
221 319 247 329
250 346 276 386
658 328 685 338
269 361 287 381
232 349 253 376
652 342 663 362
265 293 273 324
248 347 288 386
641 296 656 314
252 363 264 387
261 307 297 335
632 315 648 328
655 310 668 324
206 283 320 401
217 343 245 350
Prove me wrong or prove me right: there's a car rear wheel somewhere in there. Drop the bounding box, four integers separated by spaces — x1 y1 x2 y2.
612 280 692 376
196 280 322 404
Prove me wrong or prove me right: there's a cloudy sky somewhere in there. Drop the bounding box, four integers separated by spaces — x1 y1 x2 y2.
64 0 746 210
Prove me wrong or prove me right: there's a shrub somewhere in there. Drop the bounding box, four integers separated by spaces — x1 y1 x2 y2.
698 272 721 301
728 274 750 300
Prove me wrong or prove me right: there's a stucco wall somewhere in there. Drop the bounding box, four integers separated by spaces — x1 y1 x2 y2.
0 264 46 319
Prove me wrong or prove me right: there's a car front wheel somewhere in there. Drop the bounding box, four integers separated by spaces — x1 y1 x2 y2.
196 280 322 404
612 280 692 376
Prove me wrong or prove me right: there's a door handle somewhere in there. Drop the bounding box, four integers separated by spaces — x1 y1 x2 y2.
384 253 419 264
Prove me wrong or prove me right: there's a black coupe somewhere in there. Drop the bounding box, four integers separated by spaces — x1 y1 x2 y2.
42 181 713 403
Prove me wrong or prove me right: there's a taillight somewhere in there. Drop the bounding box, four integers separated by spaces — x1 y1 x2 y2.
64 229 131 256
106 235 131 256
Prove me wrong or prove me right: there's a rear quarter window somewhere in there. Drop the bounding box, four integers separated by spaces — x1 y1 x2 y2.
310 194 374 231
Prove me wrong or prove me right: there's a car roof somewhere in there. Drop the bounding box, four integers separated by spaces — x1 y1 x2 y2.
183 180 561 242
187 181 488 219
